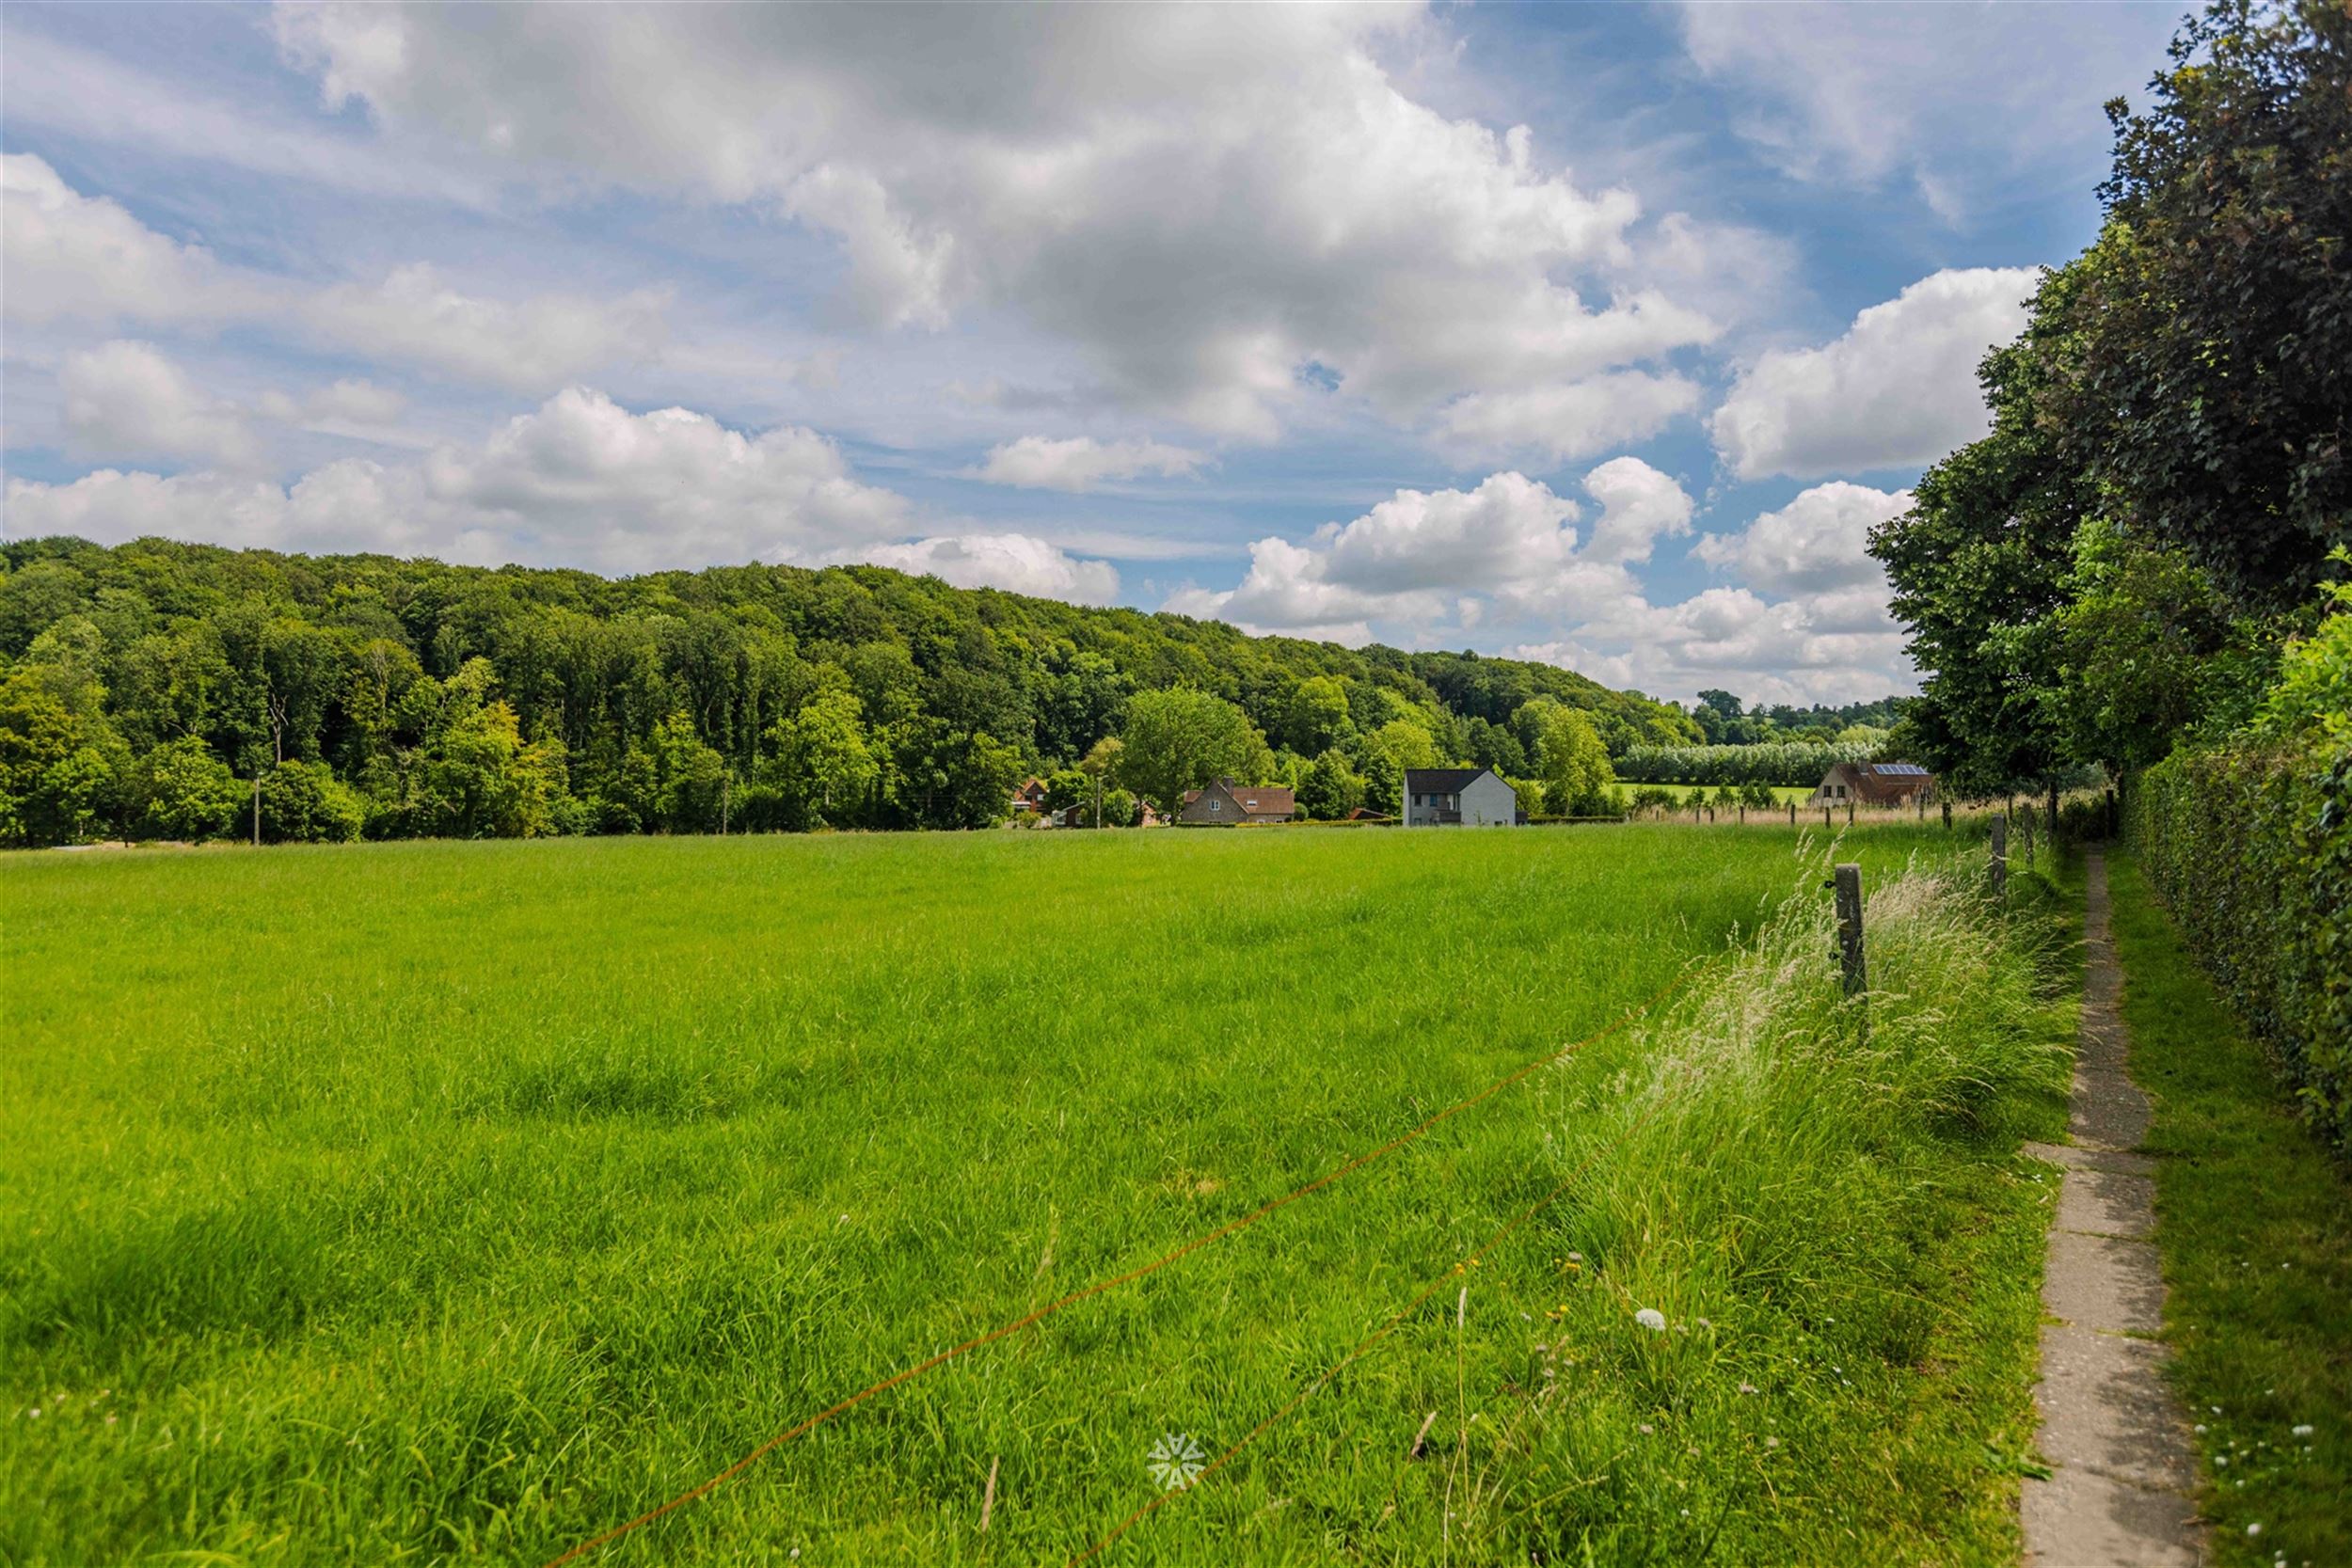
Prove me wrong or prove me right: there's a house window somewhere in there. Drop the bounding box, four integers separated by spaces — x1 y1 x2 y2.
1210 799 1221 814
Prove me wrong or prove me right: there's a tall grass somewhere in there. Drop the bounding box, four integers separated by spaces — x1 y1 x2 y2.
1204 850 2077 1564
2 826 2066 1564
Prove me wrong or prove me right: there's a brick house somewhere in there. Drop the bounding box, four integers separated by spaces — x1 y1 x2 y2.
1808 761 1935 807
1177 778 1297 826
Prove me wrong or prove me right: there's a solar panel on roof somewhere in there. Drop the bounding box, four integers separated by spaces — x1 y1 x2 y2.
1872 763 1927 776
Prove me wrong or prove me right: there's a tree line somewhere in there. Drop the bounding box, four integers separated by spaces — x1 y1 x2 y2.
1869 0 2348 803
1868 0 2349 1147
0 536 1703 847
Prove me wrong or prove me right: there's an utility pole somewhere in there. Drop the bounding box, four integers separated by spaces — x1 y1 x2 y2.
252 770 262 847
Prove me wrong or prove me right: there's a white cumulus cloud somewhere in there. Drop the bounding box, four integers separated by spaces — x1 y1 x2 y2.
1581 454 1696 566
301 264 670 394
1 153 247 325
971 436 1208 493
58 340 258 467
1512 583 1907 710
1691 481 1910 594
1506 480 1918 706
1162 460 1692 639
269 4 1723 438
1 154 670 395
1432 369 1701 466
5 386 1118 603
845 533 1120 604
1708 267 2038 481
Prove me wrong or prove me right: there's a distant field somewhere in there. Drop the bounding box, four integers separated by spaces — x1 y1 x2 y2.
2 822 2038 1564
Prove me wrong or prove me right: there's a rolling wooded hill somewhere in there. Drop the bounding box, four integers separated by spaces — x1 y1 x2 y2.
0 534 1698 841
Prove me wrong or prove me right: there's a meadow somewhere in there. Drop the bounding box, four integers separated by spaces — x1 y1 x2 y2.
2 822 2071 1565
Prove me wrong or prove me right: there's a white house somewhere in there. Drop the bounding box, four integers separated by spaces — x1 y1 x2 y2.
1403 767 1518 827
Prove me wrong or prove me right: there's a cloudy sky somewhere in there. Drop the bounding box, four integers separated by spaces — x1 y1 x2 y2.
0 2 2180 706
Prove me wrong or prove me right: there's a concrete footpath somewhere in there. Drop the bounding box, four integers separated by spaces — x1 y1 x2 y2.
2020 847 2206 1566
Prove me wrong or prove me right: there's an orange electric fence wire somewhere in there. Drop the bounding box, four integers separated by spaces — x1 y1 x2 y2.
1064 1065 1697 1566
540 970 1694 1568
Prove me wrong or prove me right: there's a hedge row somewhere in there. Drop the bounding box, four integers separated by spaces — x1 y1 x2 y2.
2127 741 2352 1152
1615 741 1876 787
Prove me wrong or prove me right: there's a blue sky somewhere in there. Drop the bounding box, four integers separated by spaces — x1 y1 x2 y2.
0 2 2185 706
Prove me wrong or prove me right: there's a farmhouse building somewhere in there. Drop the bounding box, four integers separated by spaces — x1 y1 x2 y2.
1402 767 1518 827
1177 778 1297 825
1808 761 1935 807
1009 777 1049 816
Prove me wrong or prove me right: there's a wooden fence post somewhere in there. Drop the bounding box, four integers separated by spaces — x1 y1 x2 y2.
1846 800 1855 826
1833 863 1867 997
1822 806 1832 830
1788 800 1796 827
1942 800 1952 831
1990 813 2008 900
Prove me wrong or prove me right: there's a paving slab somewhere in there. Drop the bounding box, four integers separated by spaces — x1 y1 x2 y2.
2023 1141 2157 1178
2023 1464 2203 1568
2069 1062 2153 1150
2042 1228 2168 1334
2034 1324 2198 1491
2054 1166 2157 1240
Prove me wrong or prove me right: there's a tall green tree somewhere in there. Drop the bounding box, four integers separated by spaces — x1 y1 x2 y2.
1870 298 2089 798
766 691 879 829
1115 688 1267 820
2046 0 2351 608
132 736 245 840
1520 701 1617 816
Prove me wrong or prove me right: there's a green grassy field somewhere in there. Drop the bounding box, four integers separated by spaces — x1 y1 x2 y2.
1630 783 1817 807
2 823 2066 1565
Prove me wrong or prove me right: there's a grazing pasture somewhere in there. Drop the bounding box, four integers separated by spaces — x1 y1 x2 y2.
1 823 2065 1564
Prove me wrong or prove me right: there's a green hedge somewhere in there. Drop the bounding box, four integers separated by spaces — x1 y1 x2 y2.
2128 740 2352 1152
1616 741 1874 787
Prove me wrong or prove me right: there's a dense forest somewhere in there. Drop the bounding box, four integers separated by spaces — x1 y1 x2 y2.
0 535 1706 846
